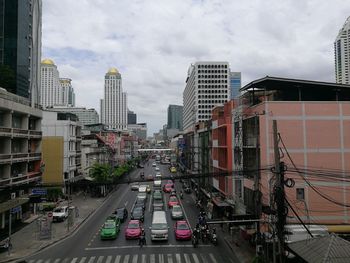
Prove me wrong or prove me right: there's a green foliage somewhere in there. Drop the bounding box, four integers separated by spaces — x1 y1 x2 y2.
90 163 112 183
47 187 63 201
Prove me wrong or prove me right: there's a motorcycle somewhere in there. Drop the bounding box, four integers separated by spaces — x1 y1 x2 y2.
180 192 183 199
201 226 209 243
139 233 146 248
211 229 218 245
192 234 199 248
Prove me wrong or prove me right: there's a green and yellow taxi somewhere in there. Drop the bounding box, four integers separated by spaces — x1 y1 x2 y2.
170 166 177 173
100 216 121 240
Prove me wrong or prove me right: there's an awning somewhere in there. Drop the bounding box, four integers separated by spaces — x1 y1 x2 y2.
200 188 211 199
212 197 231 207
0 198 29 214
327 225 350 233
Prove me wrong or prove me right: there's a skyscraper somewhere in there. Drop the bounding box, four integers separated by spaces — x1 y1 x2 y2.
230 72 241 98
40 59 61 108
59 78 75 107
335 16 350 84
183 62 231 131
101 68 127 130
167 105 183 130
127 109 137 124
0 0 42 106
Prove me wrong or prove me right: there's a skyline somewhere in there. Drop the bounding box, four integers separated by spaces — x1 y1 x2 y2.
42 0 350 134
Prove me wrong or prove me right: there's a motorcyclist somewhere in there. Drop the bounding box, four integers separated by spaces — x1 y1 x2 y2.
139 228 146 246
193 224 201 239
180 190 183 199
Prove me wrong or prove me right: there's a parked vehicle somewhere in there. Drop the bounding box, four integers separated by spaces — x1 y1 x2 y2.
171 205 184 219
150 211 169 241
125 220 142 239
53 206 69 222
174 220 192 240
114 207 128 223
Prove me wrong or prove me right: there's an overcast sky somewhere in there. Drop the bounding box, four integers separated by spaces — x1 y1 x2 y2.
42 0 349 134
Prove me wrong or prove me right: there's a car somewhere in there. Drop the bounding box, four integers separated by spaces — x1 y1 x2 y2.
146 174 154 180
171 205 184 219
125 220 142 239
152 162 157 167
153 180 162 188
168 196 179 208
100 218 120 240
134 199 146 211
137 192 147 201
153 190 163 200
170 190 177 196
174 220 192 240
140 184 151 194
166 180 174 187
52 206 69 222
114 207 128 223
130 183 139 191
183 182 191 193
155 167 160 171
131 207 144 222
163 184 173 193
170 167 177 173
152 199 164 211
150 211 169 241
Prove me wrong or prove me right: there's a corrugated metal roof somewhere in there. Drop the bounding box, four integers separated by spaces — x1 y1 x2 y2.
288 233 350 262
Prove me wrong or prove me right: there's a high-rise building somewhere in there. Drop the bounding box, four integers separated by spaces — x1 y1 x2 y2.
230 72 241 98
128 123 147 140
335 16 350 84
183 62 231 131
167 105 183 130
49 106 99 126
40 59 61 107
100 68 127 130
128 109 137 124
0 0 42 106
59 78 75 106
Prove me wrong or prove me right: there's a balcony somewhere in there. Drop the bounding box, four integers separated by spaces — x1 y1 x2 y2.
0 127 12 137
28 152 41 161
29 130 42 138
0 154 11 164
12 153 29 163
12 128 29 138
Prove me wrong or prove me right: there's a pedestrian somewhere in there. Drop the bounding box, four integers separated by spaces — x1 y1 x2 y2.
75 207 79 217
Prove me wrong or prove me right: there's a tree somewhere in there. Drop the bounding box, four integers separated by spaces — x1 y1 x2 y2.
89 163 112 183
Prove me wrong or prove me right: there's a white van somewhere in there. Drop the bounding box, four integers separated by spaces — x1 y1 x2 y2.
153 180 162 188
150 211 168 241
284 224 328 243
138 186 147 193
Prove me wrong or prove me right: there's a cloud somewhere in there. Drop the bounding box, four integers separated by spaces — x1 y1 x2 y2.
42 0 350 134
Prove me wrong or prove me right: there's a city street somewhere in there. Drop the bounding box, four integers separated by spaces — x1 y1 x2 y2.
25 159 240 263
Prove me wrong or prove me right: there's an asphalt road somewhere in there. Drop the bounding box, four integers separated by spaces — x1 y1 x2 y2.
26 159 240 263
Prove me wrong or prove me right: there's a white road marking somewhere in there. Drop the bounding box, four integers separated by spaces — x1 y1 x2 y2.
44 259 50 263
96 256 104 263
132 255 138 263
175 254 181 263
192 253 200 263
159 254 164 263
167 254 173 263
114 255 121 263
78 257 86 263
122 255 129 263
28 260 35 263
209 253 218 263
85 244 211 250
37 260 43 263
178 192 192 229
105 256 112 263
148 193 153 212
62 259 69 263
183 254 191 263
71 258 78 263
141 254 146 263
199 254 209 263
87 256 95 263
53 259 61 263
150 254 155 263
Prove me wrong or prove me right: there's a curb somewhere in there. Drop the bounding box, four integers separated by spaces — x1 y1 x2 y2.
0 192 116 263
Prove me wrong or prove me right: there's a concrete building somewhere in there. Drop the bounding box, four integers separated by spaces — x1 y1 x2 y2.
48 106 99 127
127 109 137 124
183 62 231 131
41 111 82 186
128 123 147 141
100 68 127 130
0 88 42 230
59 78 75 107
40 59 61 108
233 76 350 227
167 105 183 130
230 72 241 98
335 16 350 84
0 0 42 106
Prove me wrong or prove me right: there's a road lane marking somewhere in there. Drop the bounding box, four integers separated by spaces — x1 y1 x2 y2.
167 254 173 263
175 254 181 263
192 253 200 263
78 257 86 263
209 254 218 263
131 255 138 263
141 254 146 263
96 256 104 263
28 260 35 263
183 254 191 263
71 258 78 263
85 244 211 250
114 255 121 263
53 259 61 263
149 254 155 263
199 254 209 263
158 254 164 263
87 256 95 263
178 192 192 229
44 259 50 263
148 193 153 212
106 256 112 263
36 260 43 263
122 255 129 263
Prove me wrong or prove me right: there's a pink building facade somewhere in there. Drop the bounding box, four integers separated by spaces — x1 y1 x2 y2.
232 77 350 228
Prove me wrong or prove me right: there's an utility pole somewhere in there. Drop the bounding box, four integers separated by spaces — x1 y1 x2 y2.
272 120 285 263
254 115 262 255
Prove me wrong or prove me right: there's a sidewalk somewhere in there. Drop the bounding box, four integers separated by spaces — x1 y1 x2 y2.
0 193 108 263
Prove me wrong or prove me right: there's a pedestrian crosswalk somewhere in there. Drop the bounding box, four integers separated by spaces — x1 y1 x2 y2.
28 253 221 263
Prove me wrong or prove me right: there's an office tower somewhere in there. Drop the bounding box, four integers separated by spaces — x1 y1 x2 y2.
230 72 241 98
100 68 127 130
128 109 137 124
183 62 231 130
40 59 61 107
167 105 183 130
59 78 75 106
0 0 42 106
335 16 350 84
49 106 99 126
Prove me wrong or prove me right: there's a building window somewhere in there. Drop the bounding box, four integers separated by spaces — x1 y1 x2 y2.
296 188 305 200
